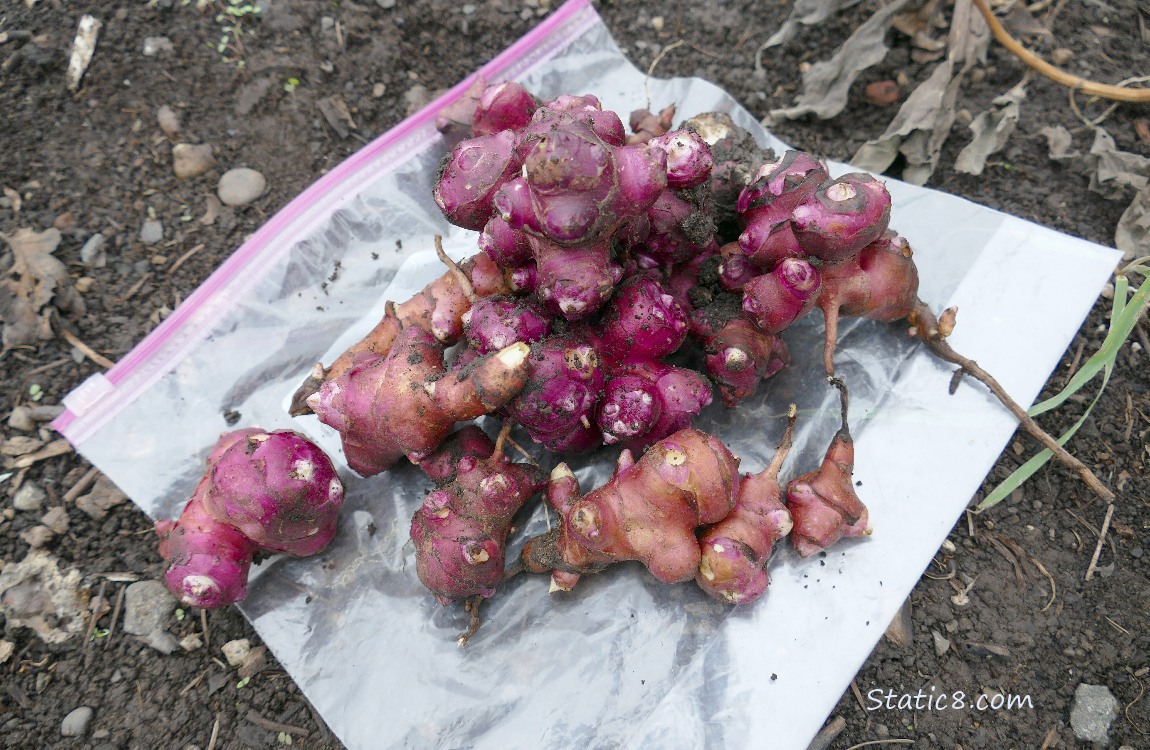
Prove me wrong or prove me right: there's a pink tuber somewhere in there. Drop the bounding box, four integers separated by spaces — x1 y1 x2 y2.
520 429 741 590
410 428 545 605
786 378 872 556
817 232 920 374
696 407 796 604
204 429 345 557
308 314 532 476
742 257 822 334
434 131 522 231
790 173 892 262
596 363 712 452
157 428 345 609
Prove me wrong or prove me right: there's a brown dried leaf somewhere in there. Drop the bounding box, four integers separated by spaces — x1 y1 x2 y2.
199 195 222 226
1115 184 1150 261
317 95 357 139
1038 125 1079 161
1088 128 1150 200
4 438 72 469
851 59 961 181
0 227 70 347
769 0 914 121
955 81 1027 175
1 436 45 456
758 0 865 55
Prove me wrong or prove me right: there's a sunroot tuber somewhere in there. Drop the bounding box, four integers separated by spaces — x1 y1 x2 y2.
520 429 741 590
786 378 872 556
696 408 796 604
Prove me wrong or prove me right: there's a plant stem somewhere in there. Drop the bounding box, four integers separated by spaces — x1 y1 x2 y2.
908 299 1115 503
970 0 1150 103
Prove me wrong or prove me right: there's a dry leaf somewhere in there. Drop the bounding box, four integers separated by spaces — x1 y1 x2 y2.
0 228 66 347
199 195 222 226
757 0 865 59
317 95 358 139
851 59 961 181
769 0 914 121
1038 125 1079 161
955 81 1027 175
0 553 87 645
1088 127 1150 200
1115 184 1150 261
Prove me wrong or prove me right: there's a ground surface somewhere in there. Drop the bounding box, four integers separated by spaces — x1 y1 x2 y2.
0 1 1147 749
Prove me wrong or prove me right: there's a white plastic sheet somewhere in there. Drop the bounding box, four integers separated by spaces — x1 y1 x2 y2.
56 1 1120 748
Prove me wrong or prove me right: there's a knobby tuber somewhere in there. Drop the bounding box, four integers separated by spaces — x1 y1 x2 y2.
520 429 741 591
157 428 345 608
786 379 872 557
308 313 532 476
411 428 544 606
696 406 797 604
289 246 511 415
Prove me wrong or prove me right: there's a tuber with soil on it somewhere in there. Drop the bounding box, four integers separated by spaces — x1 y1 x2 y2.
157 477 259 610
411 426 545 606
289 243 512 416
157 428 345 609
307 308 532 476
203 429 345 557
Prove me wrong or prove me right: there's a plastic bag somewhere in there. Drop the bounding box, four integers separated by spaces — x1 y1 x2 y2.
55 1 1120 747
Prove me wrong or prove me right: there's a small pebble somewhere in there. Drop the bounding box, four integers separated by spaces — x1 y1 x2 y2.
932 629 951 656
403 84 431 116
142 37 174 56
864 80 900 107
139 220 163 244
40 506 69 534
372 82 386 98
462 4 476 14
376 0 395 7
144 630 181 655
217 168 266 206
222 638 252 666
1070 683 1118 743
123 580 177 636
180 633 204 651
79 233 106 267
1050 47 1074 65
13 482 46 512
61 706 94 737
172 143 216 179
156 105 180 137
651 15 664 31
19 526 54 548
320 16 334 30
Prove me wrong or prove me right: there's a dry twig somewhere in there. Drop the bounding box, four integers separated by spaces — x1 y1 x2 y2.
1084 502 1115 581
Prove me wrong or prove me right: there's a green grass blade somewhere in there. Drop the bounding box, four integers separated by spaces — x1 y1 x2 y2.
977 362 1112 512
1029 274 1149 418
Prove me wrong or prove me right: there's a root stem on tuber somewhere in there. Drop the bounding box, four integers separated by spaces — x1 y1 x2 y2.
908 299 1115 503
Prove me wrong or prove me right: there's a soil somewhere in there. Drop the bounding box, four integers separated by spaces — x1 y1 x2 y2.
0 1 1147 749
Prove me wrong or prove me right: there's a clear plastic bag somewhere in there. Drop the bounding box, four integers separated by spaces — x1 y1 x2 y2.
55 1 1120 747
